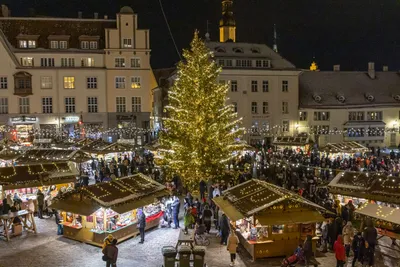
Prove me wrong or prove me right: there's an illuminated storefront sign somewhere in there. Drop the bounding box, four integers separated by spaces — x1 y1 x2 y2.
11 116 37 123
64 116 80 123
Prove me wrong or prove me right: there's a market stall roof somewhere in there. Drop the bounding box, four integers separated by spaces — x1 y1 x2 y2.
80 139 113 153
99 142 136 154
355 203 400 227
15 149 91 164
50 173 168 216
53 138 94 149
273 136 309 146
319 141 369 154
213 179 328 222
0 162 78 190
328 171 400 204
0 147 22 160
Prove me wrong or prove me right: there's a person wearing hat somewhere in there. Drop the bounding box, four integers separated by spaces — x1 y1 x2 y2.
137 208 146 244
102 234 114 250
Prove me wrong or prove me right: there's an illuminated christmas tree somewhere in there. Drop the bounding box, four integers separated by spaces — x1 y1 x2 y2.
158 32 245 190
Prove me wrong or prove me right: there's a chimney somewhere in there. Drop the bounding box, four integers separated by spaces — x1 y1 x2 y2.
368 62 375 79
1 5 9 17
78 11 82 19
104 14 108 19
94 12 98 19
383 65 389 72
333 65 340 71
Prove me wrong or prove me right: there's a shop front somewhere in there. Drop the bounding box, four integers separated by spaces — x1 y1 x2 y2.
213 179 329 260
50 173 168 246
10 116 38 144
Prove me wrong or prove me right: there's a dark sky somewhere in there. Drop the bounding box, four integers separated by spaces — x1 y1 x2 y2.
3 0 400 71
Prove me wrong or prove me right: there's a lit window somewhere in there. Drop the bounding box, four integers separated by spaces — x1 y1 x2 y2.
81 57 95 67
21 57 34 67
123 39 132 48
115 58 125 67
282 121 289 132
50 41 59 49
19 40 27 48
63 77 75 89
314 112 330 121
299 112 308 121
40 76 52 89
130 77 141 89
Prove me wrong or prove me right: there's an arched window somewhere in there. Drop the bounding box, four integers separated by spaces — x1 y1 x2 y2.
215 46 226 53
233 47 243 53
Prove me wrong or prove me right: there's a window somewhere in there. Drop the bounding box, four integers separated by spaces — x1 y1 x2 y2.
263 60 270 68
115 77 126 89
15 74 31 89
262 80 269 92
19 40 36 49
19 97 30 114
87 77 97 89
0 77 7 89
63 77 75 89
40 76 52 89
230 80 238 92
40 58 55 67
314 111 330 121
311 125 330 135
21 57 34 67
367 111 383 121
130 77 141 89
232 102 238 113
256 60 262 68
115 58 125 67
251 80 258 92
236 59 252 68
116 97 126 113
132 97 142 112
282 102 289 114
87 97 98 113
123 38 132 48
251 102 258 114
0 98 8 114
299 111 308 121
282 80 289 92
50 41 59 49
60 41 68 49
348 112 365 121
89 41 98 49
61 58 75 67
272 225 285 234
262 102 268 114
282 121 289 132
42 97 53 114
131 57 141 68
65 97 76 113
226 60 233 67
81 57 95 67
218 59 225 66
81 41 89 49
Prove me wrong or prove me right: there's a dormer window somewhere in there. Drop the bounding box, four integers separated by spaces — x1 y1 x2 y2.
81 41 89 49
79 35 100 50
19 40 36 49
251 47 260 53
89 41 98 49
215 46 226 53
233 47 244 53
48 35 70 49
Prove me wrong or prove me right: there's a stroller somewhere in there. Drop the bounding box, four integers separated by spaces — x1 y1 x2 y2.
281 247 304 267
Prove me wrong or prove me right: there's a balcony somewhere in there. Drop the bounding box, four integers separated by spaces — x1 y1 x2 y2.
14 88 32 96
14 71 33 96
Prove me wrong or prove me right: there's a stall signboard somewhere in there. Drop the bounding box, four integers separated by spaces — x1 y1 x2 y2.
11 116 37 123
64 116 80 123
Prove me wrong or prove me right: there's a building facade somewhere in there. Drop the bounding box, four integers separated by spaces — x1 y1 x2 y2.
0 6 154 143
298 63 400 148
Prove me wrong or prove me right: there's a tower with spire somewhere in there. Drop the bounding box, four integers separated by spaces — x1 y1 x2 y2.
219 0 236 42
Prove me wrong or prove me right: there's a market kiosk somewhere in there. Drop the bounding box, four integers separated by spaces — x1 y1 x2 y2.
319 141 369 160
50 173 168 246
213 179 328 260
273 136 310 153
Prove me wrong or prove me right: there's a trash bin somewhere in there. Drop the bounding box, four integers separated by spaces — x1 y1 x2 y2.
161 246 177 267
178 245 192 267
192 246 206 267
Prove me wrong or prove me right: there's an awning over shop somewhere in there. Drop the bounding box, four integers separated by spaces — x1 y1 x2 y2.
355 203 400 227
328 172 400 204
320 141 369 154
213 197 244 222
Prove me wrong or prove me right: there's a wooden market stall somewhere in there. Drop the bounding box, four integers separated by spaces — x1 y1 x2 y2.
272 136 310 152
328 171 400 205
355 202 400 243
213 179 328 260
50 173 168 246
319 141 369 159
0 162 78 210
15 149 91 164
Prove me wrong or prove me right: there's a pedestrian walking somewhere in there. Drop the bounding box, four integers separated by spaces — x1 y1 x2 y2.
103 238 118 267
137 208 146 244
227 229 239 266
202 204 212 233
303 235 313 266
334 235 346 267
172 196 180 229
351 232 363 267
219 213 230 245
54 210 63 235
358 240 374 267
342 221 354 257
363 218 377 266
36 190 45 219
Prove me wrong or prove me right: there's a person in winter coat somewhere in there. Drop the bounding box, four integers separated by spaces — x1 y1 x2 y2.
328 218 336 250
199 180 206 199
172 196 180 229
334 235 346 267
227 229 239 266
347 200 356 222
219 213 230 245
54 210 63 235
321 220 329 252
103 238 118 267
202 204 213 233
102 234 114 250
183 207 194 234
362 218 377 266
351 232 363 267
358 240 374 267
36 190 45 219
137 208 146 243
303 235 313 266
342 221 355 257
341 205 349 223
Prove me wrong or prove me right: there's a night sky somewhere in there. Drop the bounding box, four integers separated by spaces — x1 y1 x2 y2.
3 0 400 71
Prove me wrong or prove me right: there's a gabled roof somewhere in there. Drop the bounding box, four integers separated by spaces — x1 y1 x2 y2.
299 71 400 109
206 41 296 69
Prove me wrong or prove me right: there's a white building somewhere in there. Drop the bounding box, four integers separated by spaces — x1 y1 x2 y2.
0 6 154 143
298 63 400 148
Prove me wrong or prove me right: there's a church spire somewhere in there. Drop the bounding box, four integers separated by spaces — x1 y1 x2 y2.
273 24 278 53
219 0 236 42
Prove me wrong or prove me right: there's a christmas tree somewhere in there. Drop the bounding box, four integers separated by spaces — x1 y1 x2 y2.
158 32 246 190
